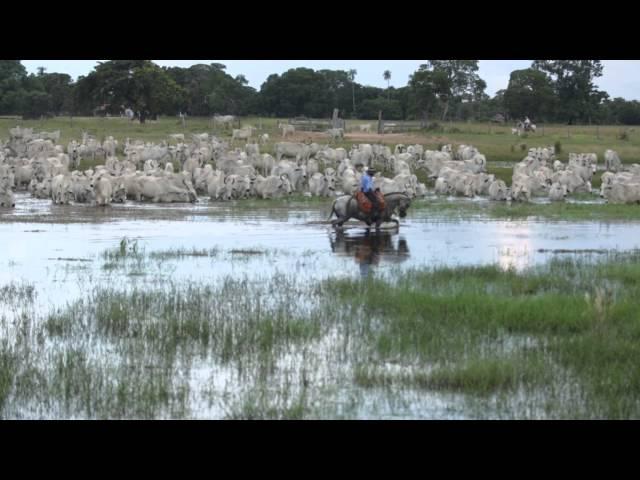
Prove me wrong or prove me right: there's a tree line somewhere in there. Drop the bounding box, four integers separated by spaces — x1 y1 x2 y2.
1 59 640 125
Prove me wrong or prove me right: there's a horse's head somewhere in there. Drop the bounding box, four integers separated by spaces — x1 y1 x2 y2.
392 193 411 218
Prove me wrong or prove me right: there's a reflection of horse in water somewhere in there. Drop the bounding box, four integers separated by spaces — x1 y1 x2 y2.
329 230 410 276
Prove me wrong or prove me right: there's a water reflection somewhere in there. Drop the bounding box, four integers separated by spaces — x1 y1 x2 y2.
329 230 411 277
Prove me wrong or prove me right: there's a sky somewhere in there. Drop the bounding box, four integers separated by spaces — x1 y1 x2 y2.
19 60 640 101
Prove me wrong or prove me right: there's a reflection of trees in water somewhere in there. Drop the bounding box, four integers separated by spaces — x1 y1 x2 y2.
329 231 410 274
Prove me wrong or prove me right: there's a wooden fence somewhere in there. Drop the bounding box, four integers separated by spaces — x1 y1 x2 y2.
379 120 425 133
288 117 345 132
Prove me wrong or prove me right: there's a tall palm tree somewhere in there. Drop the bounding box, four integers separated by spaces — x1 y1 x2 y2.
383 70 391 101
349 69 357 116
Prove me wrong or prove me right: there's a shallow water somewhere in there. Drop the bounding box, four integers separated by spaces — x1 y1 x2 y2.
3 192 640 310
3 193 640 418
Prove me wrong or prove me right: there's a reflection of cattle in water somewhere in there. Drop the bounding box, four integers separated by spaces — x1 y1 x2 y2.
329 231 410 275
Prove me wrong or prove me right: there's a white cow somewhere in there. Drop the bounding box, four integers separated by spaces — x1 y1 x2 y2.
549 182 568 201
434 177 454 195
271 161 307 191
103 136 118 157
139 176 196 203
213 115 235 129
93 176 113 206
601 182 640 204
275 143 310 163
308 173 336 197
326 128 344 142
488 180 509 201
206 170 227 200
253 175 293 199
0 175 14 207
69 174 94 203
51 174 75 205
279 123 295 138
232 127 256 142
604 149 622 172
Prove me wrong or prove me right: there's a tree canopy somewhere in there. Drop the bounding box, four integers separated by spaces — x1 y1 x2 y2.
1 59 639 124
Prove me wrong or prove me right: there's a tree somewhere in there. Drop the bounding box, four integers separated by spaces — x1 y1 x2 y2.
0 61 28 114
74 60 186 120
39 72 74 115
260 68 336 117
602 97 640 125
532 60 607 124
503 68 555 122
410 61 485 122
408 67 441 123
349 69 357 116
164 63 256 116
383 70 391 100
317 69 353 115
359 97 402 120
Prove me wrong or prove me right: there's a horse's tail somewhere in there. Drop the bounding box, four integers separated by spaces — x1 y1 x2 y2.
327 199 337 221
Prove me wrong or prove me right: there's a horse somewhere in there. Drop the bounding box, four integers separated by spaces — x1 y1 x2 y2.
328 192 411 230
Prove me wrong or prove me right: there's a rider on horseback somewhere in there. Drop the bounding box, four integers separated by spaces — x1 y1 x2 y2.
360 165 380 222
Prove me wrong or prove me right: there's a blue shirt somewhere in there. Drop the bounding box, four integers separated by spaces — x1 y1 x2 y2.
360 174 374 193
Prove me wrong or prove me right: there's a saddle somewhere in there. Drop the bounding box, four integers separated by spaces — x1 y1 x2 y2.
355 191 386 215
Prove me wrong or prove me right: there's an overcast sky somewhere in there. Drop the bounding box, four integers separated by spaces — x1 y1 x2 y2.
19 60 640 101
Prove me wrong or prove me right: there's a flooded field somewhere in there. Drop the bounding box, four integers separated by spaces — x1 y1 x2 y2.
2 194 640 419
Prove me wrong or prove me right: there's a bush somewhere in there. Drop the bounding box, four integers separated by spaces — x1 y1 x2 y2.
447 127 461 134
426 122 443 132
520 143 528 152
554 141 562 154
619 131 630 141
510 145 515 153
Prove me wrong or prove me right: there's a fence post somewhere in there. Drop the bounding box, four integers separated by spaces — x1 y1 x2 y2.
567 125 570 139
378 111 383 135
542 123 544 136
596 124 600 140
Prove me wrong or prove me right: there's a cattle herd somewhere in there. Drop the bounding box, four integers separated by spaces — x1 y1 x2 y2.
0 125 637 210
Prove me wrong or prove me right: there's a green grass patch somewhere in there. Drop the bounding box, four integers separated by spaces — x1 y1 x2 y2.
325 253 640 417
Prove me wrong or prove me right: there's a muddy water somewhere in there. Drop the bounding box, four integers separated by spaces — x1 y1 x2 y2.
3 192 640 311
